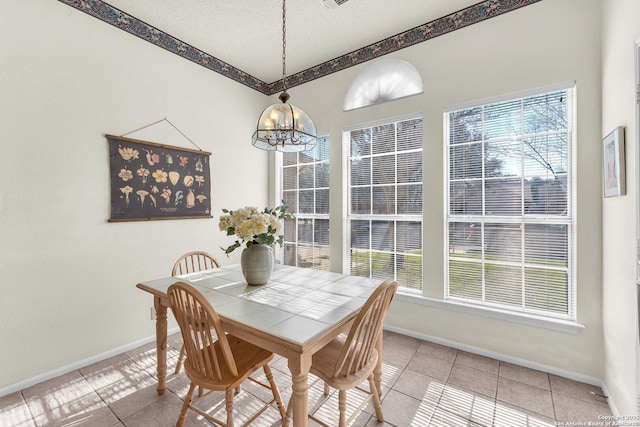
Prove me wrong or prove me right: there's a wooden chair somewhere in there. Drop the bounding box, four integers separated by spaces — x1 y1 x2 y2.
284 279 398 427
168 281 286 427
172 251 221 375
172 250 221 276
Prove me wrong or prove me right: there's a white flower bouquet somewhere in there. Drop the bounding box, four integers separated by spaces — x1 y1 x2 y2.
219 203 292 255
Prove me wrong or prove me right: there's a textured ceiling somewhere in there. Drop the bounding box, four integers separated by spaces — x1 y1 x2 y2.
102 0 480 83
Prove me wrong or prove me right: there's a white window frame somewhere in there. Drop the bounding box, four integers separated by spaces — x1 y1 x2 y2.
443 82 577 322
343 113 424 292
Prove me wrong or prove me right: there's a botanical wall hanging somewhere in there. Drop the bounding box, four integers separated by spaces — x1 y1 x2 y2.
107 134 212 221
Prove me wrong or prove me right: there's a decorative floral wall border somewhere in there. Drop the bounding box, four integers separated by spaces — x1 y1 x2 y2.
59 0 541 96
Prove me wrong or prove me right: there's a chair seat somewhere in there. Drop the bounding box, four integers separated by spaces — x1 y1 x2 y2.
310 334 379 390
184 335 274 390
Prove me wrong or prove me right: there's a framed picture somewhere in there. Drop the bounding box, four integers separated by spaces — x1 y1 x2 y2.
603 126 626 198
107 134 212 221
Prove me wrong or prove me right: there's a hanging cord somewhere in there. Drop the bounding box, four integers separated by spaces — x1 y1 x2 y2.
121 118 204 151
281 0 287 92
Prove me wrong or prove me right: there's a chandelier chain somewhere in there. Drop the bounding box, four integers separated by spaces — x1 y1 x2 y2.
282 0 287 91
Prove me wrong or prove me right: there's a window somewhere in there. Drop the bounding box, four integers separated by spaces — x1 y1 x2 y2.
445 84 575 320
347 116 423 291
280 136 330 270
343 59 423 111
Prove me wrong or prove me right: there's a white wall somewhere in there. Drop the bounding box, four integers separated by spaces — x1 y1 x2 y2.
602 0 640 416
284 0 605 379
0 1 269 389
4 0 634 412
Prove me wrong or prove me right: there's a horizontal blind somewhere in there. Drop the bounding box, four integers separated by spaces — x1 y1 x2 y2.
348 117 423 291
281 136 330 271
446 87 575 319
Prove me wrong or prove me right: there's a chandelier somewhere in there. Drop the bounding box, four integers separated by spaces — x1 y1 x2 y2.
252 0 317 152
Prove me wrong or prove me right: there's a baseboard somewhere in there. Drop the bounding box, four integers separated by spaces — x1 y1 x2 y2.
600 382 620 417
383 324 619 416
0 327 180 398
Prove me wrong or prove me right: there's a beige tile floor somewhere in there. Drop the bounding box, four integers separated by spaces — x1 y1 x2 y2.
0 330 612 426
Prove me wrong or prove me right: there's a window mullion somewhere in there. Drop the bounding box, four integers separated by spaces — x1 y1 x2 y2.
521 222 526 310
481 106 487 303
520 99 526 311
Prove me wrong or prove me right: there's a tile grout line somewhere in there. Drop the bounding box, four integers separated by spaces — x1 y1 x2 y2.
549 371 559 422
19 390 37 427
377 339 415 426
78 366 126 427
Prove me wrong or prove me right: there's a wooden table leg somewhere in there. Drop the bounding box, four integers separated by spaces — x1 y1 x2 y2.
154 296 168 395
287 354 312 427
374 332 383 396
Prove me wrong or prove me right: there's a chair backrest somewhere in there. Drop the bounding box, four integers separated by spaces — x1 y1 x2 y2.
332 279 398 378
168 281 238 380
172 251 221 276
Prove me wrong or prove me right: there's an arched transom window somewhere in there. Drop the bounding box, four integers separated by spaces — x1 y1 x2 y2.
343 58 423 111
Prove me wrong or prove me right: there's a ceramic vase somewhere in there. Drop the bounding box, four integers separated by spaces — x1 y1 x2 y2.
240 244 274 285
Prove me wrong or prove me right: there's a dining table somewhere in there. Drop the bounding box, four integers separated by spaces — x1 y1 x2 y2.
136 263 384 427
